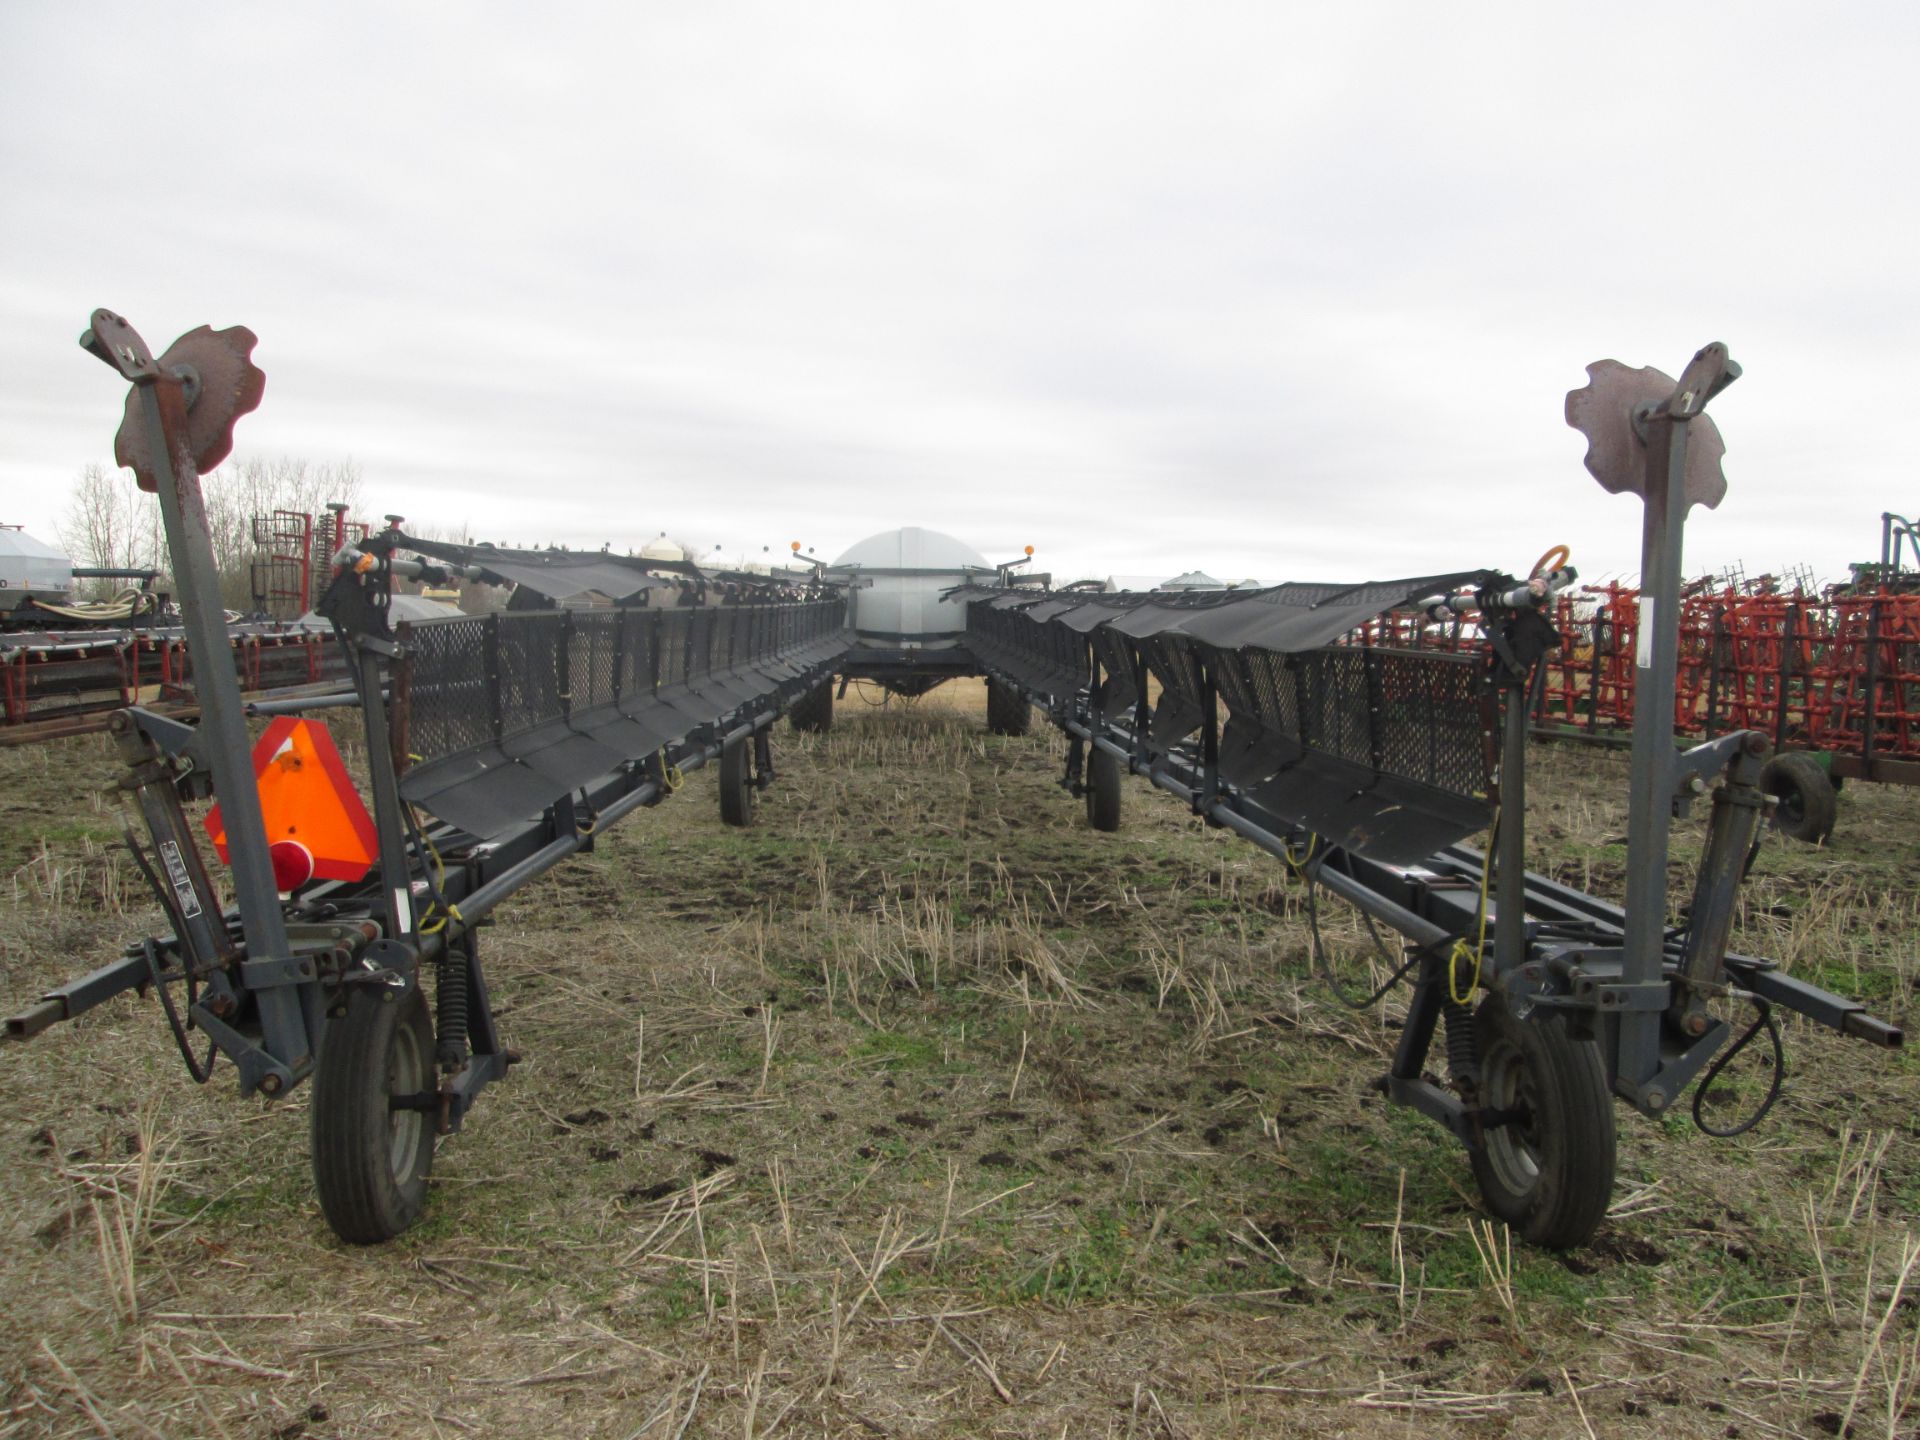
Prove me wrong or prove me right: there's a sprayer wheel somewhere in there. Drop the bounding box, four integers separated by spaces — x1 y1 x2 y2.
1085 744 1123 831
311 983 435 1244
1467 996 1615 1249
719 734 756 827
1761 751 1837 844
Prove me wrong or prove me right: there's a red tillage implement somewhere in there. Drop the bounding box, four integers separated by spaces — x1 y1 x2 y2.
1372 580 1920 834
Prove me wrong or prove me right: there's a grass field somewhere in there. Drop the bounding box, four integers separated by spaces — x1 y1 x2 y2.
1 678 1918 1438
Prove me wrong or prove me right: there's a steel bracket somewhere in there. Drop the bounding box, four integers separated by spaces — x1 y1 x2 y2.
1614 1018 1732 1116
124 706 204 762
1585 980 1671 1013
188 1001 298 1097
1382 1075 1475 1144
240 954 319 989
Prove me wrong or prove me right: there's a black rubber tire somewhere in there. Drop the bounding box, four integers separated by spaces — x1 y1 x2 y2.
1761 751 1837 844
985 679 1031 737
1085 744 1122 832
789 679 834 733
1467 996 1615 1249
311 984 435 1244
719 735 755 827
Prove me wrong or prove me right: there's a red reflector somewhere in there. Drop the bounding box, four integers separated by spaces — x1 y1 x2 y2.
268 839 316 892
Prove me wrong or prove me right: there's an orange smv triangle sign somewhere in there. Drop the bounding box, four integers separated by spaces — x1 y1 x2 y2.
205 717 379 890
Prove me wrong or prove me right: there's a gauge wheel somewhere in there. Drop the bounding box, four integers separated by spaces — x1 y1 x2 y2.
1760 751 1837 844
311 983 435 1244
719 734 756 827
1085 744 1122 831
1468 995 1615 1249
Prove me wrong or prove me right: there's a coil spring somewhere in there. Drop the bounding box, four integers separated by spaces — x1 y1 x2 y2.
1443 994 1478 1095
436 941 470 1071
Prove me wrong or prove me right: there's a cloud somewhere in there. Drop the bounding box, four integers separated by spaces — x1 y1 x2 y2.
4 1 1916 588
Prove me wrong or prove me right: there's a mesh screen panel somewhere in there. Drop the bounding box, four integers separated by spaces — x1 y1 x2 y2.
1226 645 1486 797
622 610 657 694
403 617 494 760
965 603 1090 703
1373 649 1489 797
963 590 1490 808
1090 628 1138 718
396 598 848 837
690 610 718 678
1141 634 1205 745
496 612 564 741
571 613 619 711
656 611 689 690
400 601 849 770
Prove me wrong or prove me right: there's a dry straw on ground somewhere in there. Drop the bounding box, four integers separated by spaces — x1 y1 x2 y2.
1 679 1917 1437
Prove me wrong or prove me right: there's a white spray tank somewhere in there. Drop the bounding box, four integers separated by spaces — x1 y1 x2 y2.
0 528 74 614
828 526 990 651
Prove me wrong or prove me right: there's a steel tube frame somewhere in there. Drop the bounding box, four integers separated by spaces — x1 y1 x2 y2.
1492 672 1530 982
130 369 310 1093
1615 407 1690 1101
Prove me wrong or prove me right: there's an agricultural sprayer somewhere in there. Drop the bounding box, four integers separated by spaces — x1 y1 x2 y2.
2 312 1901 1251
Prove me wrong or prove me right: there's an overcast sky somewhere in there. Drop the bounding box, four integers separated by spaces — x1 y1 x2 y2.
2 3 1915 589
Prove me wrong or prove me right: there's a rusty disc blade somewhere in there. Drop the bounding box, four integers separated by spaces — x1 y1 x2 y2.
1564 359 1728 512
113 325 265 492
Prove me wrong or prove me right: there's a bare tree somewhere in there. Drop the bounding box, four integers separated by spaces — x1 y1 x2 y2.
55 456 368 610
202 457 366 610
57 464 163 598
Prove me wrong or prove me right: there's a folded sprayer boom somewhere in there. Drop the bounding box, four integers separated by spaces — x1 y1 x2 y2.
3 316 1900 1250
